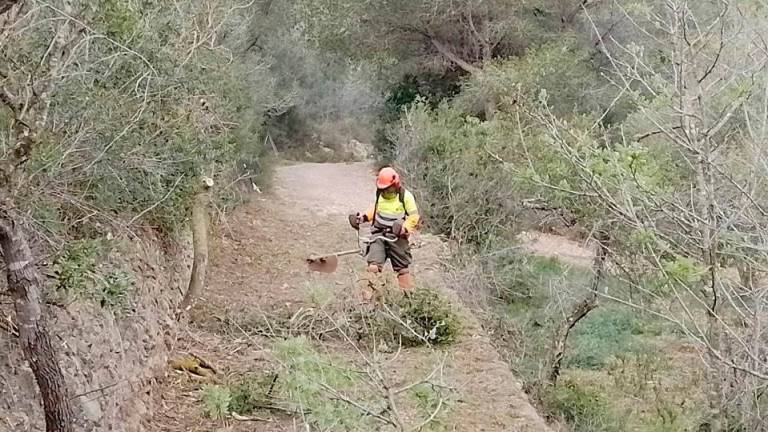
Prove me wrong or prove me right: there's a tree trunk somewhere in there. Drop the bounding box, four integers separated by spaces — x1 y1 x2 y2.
430 37 482 75
0 0 19 16
179 181 212 312
548 232 609 385
0 214 75 432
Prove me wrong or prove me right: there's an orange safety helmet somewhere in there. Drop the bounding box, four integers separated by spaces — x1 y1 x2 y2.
376 167 401 190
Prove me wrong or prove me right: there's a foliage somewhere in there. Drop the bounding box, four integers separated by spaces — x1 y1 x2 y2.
52 239 134 312
201 385 232 420
409 383 453 431
566 306 653 370
393 287 463 346
3 0 291 240
489 253 571 306
542 377 621 432
228 374 276 415
272 336 377 431
199 373 277 420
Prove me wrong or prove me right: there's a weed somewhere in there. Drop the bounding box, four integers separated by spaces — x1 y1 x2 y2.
229 374 277 415
97 271 132 311
201 384 232 420
490 253 582 310
409 383 453 431
52 239 134 312
306 282 333 308
53 239 106 296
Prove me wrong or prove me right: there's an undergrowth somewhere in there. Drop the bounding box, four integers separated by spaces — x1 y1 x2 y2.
542 377 620 432
477 251 710 431
383 287 463 347
52 239 134 312
201 373 277 419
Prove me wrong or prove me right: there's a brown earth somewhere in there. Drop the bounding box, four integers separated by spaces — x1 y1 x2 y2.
148 161 553 431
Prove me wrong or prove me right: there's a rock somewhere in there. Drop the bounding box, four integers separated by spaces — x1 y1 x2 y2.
342 139 372 161
81 397 104 422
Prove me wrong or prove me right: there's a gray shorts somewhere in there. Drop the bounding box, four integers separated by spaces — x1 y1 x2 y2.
366 236 412 272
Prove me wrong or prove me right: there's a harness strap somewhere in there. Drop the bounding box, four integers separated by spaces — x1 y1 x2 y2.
372 187 408 230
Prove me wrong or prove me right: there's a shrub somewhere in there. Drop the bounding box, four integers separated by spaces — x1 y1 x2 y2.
201 385 232 420
543 378 621 432
488 253 570 306
228 374 278 415
394 288 462 346
409 383 453 431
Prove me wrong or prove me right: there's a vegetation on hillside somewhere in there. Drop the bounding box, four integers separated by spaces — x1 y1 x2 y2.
299 0 768 430
6 0 768 430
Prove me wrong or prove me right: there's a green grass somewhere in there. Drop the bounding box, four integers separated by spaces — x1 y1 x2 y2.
565 306 652 370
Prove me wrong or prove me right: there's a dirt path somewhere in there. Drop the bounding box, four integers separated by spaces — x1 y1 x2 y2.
149 161 552 431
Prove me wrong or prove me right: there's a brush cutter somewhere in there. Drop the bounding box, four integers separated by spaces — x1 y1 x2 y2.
306 227 398 274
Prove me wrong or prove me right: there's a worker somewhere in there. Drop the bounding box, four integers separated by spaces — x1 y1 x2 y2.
349 166 420 292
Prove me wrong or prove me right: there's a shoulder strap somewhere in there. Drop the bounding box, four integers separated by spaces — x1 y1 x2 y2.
372 189 381 223
399 188 408 216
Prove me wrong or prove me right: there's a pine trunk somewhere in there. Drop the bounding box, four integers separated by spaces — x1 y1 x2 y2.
0 216 75 432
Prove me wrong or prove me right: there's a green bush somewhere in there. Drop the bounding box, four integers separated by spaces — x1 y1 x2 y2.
388 287 463 347
198 374 277 420
543 378 621 432
53 239 106 296
489 253 570 306
201 384 232 420
229 374 277 415
97 271 133 312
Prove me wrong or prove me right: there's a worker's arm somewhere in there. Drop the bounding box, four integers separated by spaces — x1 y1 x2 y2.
363 204 375 223
403 192 420 232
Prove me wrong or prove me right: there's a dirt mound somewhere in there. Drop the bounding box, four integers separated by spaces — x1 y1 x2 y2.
149 161 552 431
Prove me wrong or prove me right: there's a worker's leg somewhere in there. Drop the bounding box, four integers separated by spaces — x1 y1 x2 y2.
362 238 387 301
366 237 387 272
388 237 413 292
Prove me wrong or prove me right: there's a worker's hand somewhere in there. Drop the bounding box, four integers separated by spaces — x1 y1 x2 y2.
392 221 409 238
